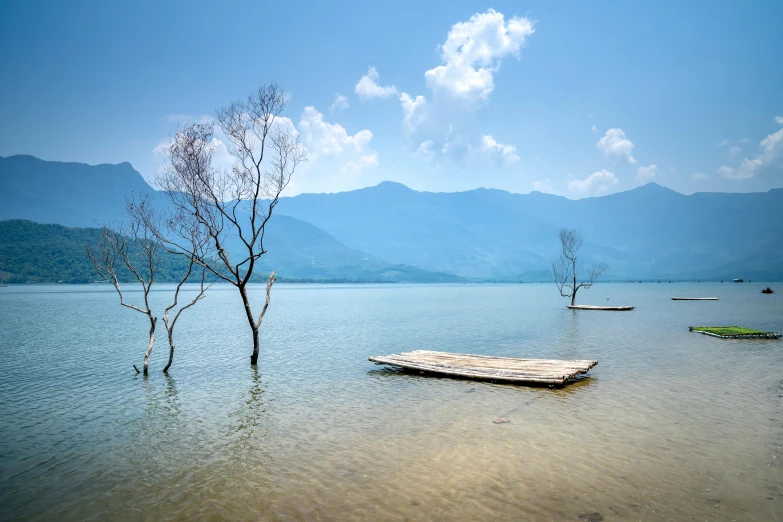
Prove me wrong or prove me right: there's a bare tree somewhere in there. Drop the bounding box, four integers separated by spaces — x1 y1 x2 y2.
87 219 159 375
156 83 306 366
88 196 211 374
128 196 212 373
551 228 609 306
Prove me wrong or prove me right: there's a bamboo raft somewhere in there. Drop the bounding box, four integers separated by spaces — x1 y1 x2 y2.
368 350 598 386
567 305 635 311
672 297 718 300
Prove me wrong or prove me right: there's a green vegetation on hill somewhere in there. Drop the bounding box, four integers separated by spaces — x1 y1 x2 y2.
0 220 461 284
0 220 194 283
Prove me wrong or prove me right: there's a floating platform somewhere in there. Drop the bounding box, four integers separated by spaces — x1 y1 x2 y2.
672 297 718 301
689 326 781 339
368 350 597 386
567 305 635 311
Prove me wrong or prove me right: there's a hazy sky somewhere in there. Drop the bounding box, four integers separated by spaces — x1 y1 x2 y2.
1 1 782 197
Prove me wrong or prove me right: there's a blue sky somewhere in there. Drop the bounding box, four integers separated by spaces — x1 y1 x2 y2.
1 1 782 197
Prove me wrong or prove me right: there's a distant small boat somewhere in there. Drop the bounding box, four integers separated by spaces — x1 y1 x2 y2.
567 305 635 311
733 278 744 283
762 287 774 294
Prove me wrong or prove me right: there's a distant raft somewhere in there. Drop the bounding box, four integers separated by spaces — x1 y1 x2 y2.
689 326 781 339
369 350 597 386
567 305 635 311
672 297 718 300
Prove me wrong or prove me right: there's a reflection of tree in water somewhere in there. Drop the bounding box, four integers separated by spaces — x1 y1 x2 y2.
219 367 278 517
135 374 183 444
227 366 269 442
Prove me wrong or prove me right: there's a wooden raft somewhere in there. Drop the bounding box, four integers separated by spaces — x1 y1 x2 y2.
369 350 597 385
672 297 718 300
567 305 635 311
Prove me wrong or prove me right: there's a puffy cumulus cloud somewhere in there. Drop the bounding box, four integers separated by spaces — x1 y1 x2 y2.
636 164 657 182
153 109 377 194
330 94 349 112
397 9 530 168
568 170 619 195
355 67 398 100
596 128 636 164
531 180 553 193
424 9 534 101
297 106 377 172
692 172 710 181
480 135 520 163
717 122 783 180
400 92 428 134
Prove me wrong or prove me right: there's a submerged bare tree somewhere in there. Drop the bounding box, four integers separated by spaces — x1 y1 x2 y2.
88 196 211 374
87 216 159 374
156 83 306 366
128 197 212 373
551 228 609 306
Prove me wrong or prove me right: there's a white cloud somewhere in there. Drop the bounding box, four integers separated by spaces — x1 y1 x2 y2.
355 67 398 99
153 110 377 194
591 125 597 133
330 94 349 112
636 164 657 182
531 180 553 193
596 128 636 164
424 9 534 101
416 140 436 160
776 116 783 126
298 107 375 165
718 139 729 147
400 92 428 134
692 172 710 181
568 170 619 195
718 124 783 180
739 137 751 144
480 135 520 163
729 146 742 156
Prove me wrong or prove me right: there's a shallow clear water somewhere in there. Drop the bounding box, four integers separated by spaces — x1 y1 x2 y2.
1 283 782 521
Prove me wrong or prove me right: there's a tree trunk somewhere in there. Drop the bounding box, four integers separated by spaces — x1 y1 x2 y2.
143 316 157 375
250 326 260 365
238 284 260 366
571 260 578 306
163 328 174 373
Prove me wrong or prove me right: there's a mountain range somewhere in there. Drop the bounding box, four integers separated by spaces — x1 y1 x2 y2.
2 154 782 282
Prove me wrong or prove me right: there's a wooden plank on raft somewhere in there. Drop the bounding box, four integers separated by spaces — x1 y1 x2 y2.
368 350 598 386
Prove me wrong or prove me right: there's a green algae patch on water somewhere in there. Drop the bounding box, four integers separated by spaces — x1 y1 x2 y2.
690 326 781 339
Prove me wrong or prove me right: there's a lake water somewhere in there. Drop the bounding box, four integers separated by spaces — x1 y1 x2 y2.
1 283 782 521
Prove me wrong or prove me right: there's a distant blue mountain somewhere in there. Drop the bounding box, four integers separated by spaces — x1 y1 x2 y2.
2 155 781 281
276 181 783 280
0 155 155 226
0 156 457 282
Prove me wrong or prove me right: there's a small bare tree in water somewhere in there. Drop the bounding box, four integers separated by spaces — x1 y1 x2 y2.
156 83 306 366
551 228 609 306
87 196 211 374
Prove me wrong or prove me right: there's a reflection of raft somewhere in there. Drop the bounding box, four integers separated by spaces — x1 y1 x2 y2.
369 350 597 386
567 305 635 311
671 297 718 300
